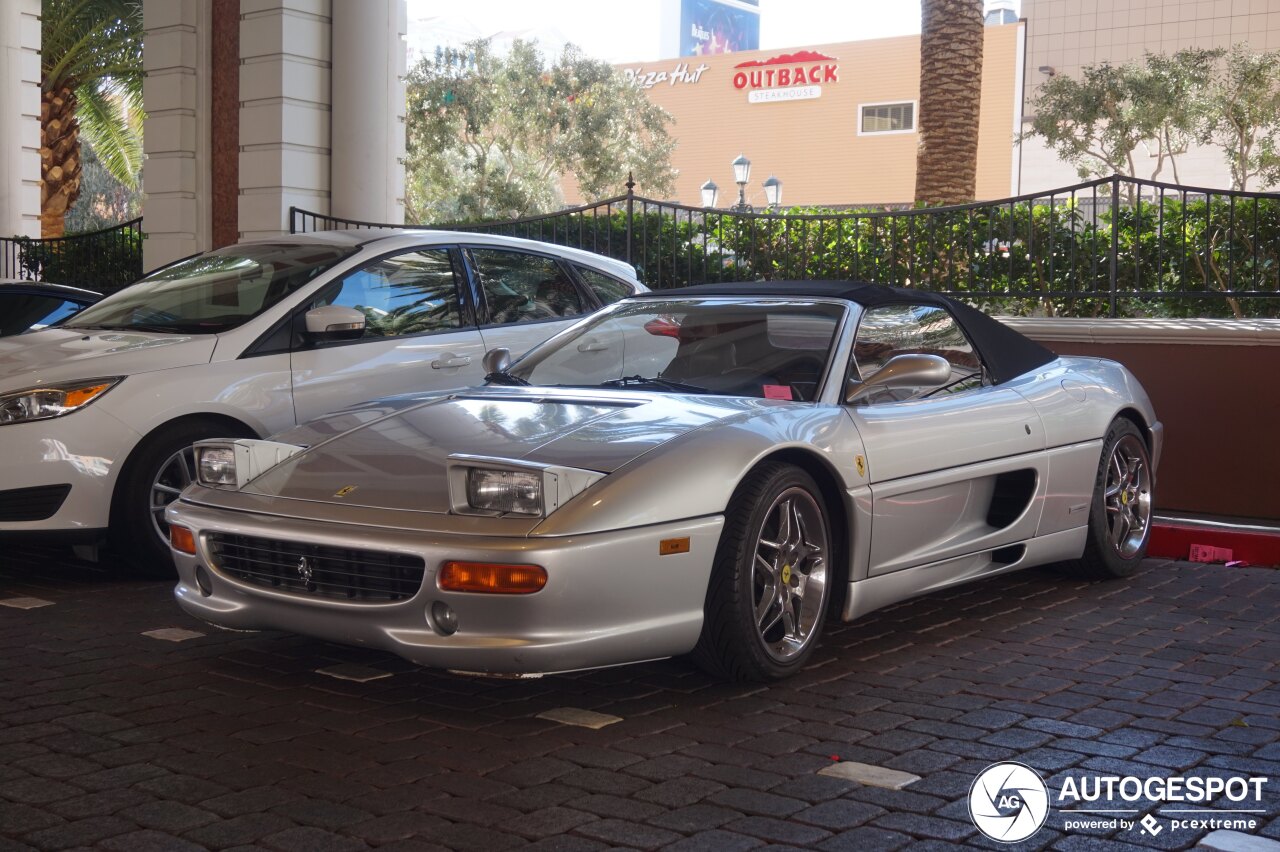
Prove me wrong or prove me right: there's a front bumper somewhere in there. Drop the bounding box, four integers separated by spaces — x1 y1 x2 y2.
168 499 724 674
0 411 139 532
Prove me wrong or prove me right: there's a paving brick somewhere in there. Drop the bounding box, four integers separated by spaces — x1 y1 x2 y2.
663 829 765 851
23 815 137 849
647 803 741 832
817 826 913 851
117 800 218 832
793 799 886 830
707 788 808 818
635 777 728 807
574 817 682 849
258 826 370 851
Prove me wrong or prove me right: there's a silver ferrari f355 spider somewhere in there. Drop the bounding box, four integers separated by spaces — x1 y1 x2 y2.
167 281 1161 681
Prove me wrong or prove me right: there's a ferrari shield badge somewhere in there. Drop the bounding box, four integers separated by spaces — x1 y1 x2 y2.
334 485 358 498
855 455 866 478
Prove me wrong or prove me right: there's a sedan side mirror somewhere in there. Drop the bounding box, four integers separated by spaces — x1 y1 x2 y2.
482 347 511 374
304 305 365 342
846 353 952 404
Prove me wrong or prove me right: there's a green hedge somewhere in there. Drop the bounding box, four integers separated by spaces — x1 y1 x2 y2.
461 195 1280 318
15 223 144 295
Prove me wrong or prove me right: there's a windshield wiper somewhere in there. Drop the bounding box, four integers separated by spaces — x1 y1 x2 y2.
485 370 530 387
599 375 710 394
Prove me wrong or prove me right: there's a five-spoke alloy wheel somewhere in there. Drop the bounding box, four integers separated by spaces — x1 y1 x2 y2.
694 462 834 681
1067 417 1154 579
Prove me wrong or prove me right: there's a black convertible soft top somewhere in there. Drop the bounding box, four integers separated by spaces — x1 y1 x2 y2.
636 280 1057 385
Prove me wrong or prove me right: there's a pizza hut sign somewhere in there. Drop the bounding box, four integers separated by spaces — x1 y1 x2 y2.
732 50 839 104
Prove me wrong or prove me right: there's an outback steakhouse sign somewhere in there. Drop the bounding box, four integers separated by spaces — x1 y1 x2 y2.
732 50 839 103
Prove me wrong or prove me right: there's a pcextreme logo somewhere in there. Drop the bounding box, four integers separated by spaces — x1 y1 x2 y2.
968 762 1272 842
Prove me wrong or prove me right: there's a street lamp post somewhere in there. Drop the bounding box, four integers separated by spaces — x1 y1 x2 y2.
731 154 752 212
762 174 782 211
700 179 719 209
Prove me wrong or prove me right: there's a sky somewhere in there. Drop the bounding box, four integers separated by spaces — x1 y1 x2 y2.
406 0 936 65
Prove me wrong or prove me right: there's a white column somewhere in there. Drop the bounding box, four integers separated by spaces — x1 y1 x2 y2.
0 0 41 251
141 0 212 270
330 0 406 224
239 0 332 239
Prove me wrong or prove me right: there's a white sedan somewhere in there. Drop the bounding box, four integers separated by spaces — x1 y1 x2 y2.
0 230 642 573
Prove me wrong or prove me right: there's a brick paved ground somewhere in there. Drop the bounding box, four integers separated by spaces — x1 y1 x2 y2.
1 546 1278 852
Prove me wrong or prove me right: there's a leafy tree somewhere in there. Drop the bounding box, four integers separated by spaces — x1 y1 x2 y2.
405 39 676 223
915 0 985 205
40 0 144 237
64 137 142 233
1201 44 1280 191
1025 49 1220 189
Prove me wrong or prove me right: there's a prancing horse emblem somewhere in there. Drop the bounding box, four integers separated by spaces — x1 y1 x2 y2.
297 555 313 583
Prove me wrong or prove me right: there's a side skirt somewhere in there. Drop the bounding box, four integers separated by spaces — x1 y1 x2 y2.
840 526 1088 622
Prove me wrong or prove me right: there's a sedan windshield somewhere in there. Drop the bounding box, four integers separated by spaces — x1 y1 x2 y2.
508 298 846 401
64 243 355 334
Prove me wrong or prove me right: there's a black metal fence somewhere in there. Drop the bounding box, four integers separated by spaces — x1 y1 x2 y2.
0 218 144 295
294 175 1280 318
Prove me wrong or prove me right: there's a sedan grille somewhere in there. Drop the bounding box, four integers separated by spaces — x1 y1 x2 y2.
206 533 425 603
0 484 71 522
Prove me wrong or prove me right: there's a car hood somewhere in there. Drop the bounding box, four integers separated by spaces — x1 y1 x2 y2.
242 388 765 514
0 327 215 392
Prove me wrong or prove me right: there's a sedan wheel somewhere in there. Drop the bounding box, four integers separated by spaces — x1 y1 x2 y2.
149 445 196 546
111 419 250 577
693 462 834 681
1065 418 1153 579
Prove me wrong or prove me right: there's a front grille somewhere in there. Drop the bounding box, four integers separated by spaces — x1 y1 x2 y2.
0 484 71 521
206 532 425 603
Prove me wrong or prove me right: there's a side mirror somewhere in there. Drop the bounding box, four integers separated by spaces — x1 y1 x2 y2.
482 347 511 374
846 353 952 404
304 305 365 342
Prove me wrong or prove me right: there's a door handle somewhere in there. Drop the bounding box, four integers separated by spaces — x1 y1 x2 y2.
431 353 473 369
577 338 610 353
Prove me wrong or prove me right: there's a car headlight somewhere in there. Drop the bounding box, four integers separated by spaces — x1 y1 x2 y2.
193 439 306 490
467 468 543 515
0 377 122 425
447 454 604 517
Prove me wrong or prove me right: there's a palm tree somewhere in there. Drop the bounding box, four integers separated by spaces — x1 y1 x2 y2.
914 0 985 205
40 0 144 237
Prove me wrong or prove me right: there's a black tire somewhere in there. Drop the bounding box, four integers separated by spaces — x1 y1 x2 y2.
692 462 833 682
1062 418 1153 580
110 419 252 577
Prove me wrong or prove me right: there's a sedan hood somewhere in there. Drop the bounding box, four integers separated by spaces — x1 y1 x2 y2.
0 327 214 392
242 388 759 513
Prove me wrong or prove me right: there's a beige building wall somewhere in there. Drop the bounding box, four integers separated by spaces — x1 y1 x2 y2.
574 24 1025 208
1020 0 1280 193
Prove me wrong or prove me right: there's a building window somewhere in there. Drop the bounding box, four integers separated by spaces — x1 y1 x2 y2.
859 102 916 135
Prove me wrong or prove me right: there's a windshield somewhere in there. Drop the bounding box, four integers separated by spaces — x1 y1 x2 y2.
65 243 355 334
508 298 846 401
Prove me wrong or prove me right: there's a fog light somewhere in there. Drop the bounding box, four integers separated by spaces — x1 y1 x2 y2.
195 564 213 597
431 600 458 635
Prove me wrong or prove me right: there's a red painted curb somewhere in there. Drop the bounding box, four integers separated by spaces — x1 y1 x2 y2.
1149 522 1280 568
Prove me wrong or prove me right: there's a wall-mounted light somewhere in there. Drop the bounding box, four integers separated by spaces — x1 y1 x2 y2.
1038 65 1056 76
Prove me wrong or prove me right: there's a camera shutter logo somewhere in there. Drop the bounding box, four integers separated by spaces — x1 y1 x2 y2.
968 762 1050 842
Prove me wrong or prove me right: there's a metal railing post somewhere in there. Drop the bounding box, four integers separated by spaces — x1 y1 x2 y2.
1109 175 1120 317
625 172 635 265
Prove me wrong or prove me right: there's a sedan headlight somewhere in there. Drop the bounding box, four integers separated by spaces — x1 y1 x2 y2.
193 439 305 490
0 377 122 425
447 454 604 517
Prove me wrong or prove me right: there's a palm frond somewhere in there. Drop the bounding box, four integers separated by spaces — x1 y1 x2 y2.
76 81 143 188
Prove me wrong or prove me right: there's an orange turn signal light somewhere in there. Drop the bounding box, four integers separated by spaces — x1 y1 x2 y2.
63 383 112 408
170 524 196 555
438 561 547 594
